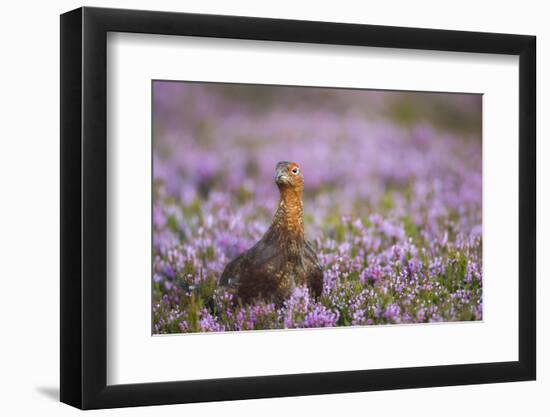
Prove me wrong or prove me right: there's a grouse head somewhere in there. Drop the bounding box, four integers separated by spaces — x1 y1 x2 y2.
274 161 304 192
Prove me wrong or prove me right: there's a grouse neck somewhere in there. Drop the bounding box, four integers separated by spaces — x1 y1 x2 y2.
274 187 304 239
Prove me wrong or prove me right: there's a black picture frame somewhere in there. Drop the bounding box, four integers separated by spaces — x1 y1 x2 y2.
60 6 536 410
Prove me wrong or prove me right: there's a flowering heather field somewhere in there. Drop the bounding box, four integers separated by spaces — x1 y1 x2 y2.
152 82 482 334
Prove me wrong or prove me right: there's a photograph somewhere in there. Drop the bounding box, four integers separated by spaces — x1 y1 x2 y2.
152 81 483 334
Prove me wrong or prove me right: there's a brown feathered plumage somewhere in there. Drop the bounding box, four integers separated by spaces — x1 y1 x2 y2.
220 161 323 305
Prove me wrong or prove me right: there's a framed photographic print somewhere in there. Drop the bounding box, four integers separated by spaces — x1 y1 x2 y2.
60 6 536 409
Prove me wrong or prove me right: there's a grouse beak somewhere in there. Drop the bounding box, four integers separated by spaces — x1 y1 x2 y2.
275 167 290 186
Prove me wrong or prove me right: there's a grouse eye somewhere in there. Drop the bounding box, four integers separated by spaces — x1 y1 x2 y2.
291 167 300 175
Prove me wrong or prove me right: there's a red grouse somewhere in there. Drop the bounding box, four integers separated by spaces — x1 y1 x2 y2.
220 161 323 305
